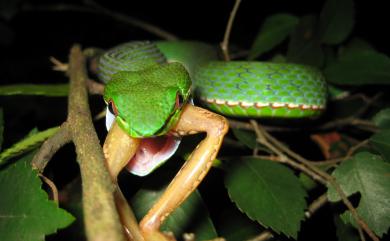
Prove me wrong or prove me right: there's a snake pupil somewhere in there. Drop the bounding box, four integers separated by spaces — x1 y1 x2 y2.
176 93 184 109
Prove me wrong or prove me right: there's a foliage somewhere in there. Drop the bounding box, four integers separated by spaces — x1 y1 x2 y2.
131 173 217 240
0 84 69 96
0 108 3 151
327 152 390 236
0 0 389 240
225 157 307 238
0 126 59 166
0 153 74 241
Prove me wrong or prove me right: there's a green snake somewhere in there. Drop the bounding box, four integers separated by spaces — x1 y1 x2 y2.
98 41 327 118
98 40 327 176
99 41 327 240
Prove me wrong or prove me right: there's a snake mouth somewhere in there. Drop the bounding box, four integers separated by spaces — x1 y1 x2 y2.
106 108 181 176
126 134 181 176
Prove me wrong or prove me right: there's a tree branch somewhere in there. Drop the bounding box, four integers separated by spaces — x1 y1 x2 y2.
249 120 379 241
220 0 242 61
32 122 72 172
67 44 126 241
305 193 328 218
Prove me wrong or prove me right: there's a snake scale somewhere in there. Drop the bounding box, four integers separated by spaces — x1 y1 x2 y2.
98 40 327 118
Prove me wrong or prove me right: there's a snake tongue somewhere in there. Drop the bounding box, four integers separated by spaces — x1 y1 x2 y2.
126 135 181 176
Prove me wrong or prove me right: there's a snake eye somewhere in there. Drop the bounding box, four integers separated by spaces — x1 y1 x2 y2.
108 100 119 116
175 93 184 109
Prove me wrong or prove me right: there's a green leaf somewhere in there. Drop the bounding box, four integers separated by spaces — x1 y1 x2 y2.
248 14 299 60
330 97 366 119
224 157 307 238
0 108 3 151
372 108 390 129
299 172 318 191
270 54 287 63
370 130 390 162
0 154 75 241
324 50 390 85
341 38 375 57
319 0 354 44
287 15 324 67
0 84 69 96
0 126 59 166
334 215 359 241
231 128 257 149
131 175 217 240
327 85 349 100
327 152 390 237
323 46 337 67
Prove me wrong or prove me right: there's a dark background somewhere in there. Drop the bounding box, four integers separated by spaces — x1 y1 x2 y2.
0 0 389 240
1 0 389 139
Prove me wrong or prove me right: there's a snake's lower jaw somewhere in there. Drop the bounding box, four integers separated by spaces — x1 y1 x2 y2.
105 106 116 131
103 121 140 179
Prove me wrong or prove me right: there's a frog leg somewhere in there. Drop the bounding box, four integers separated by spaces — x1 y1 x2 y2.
140 104 229 239
103 121 144 241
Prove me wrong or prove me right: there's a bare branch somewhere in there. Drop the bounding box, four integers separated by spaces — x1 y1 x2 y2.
67 44 127 241
249 120 379 241
305 194 328 218
221 0 242 61
32 122 72 172
23 2 178 40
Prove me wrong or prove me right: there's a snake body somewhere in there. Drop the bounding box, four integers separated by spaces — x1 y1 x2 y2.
98 41 327 118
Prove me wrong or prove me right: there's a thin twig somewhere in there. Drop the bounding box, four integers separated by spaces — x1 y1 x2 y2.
87 0 179 40
87 79 105 95
228 119 253 130
229 119 300 132
230 117 379 133
260 129 370 241
305 193 328 218
309 139 370 167
220 0 242 61
332 92 382 117
346 139 369 157
309 158 344 166
32 122 72 172
39 173 59 202
318 117 378 132
50 56 69 72
353 92 383 117
251 121 378 241
23 3 178 40
246 231 273 241
321 92 382 132
266 154 326 185
250 121 326 184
